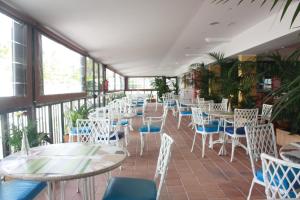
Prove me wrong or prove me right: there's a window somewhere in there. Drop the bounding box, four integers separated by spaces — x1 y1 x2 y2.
128 77 155 89
106 68 115 91
86 57 93 96
41 35 84 95
120 76 125 90
0 12 27 97
115 73 120 90
167 78 177 90
94 63 99 92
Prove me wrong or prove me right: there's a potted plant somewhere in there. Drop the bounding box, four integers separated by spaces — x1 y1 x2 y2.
265 50 300 145
6 121 51 153
64 105 93 142
151 77 170 102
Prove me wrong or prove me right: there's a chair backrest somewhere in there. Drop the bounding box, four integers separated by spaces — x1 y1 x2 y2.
234 108 258 130
209 102 227 112
154 133 174 200
76 119 111 144
261 104 273 122
261 153 300 199
191 107 209 127
197 102 210 113
245 123 278 178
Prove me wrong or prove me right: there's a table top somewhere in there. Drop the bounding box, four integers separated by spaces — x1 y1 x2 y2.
280 142 300 164
209 111 234 118
0 143 126 181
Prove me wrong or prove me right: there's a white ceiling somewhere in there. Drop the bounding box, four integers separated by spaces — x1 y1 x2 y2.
5 0 280 76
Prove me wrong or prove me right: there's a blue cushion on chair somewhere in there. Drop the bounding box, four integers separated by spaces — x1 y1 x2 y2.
0 180 46 200
256 167 300 193
180 111 192 115
102 177 157 200
139 125 161 133
70 127 91 135
136 111 143 116
196 124 219 133
225 127 245 135
109 131 125 140
113 120 128 126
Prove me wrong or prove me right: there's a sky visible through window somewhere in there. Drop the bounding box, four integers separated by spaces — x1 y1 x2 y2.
0 13 13 97
42 35 84 95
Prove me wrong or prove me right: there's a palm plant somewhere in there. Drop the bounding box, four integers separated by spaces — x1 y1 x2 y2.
212 0 300 27
151 77 170 101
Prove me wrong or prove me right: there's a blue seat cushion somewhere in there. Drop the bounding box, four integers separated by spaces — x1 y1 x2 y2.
196 124 219 133
113 120 128 126
139 125 161 133
109 131 125 140
225 127 245 135
180 111 192 115
70 127 91 135
256 167 300 193
167 102 176 107
102 177 157 200
0 180 46 200
136 111 143 116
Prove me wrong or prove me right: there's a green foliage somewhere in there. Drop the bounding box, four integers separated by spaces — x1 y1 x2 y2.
151 77 170 101
66 105 94 127
265 50 300 133
212 0 300 27
6 121 50 152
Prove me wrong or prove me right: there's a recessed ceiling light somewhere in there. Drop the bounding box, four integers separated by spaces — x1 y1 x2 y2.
209 21 220 26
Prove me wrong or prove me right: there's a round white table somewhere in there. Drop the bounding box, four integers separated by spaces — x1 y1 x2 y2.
0 143 127 200
280 142 300 164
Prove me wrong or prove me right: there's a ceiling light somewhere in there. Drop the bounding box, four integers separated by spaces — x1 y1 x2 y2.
205 37 231 43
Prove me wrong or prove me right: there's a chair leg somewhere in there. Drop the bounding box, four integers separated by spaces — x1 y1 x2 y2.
177 115 182 129
191 132 197 152
60 181 65 200
77 179 80 193
247 179 255 200
230 137 237 162
209 134 213 149
124 126 129 146
140 133 144 156
201 134 207 158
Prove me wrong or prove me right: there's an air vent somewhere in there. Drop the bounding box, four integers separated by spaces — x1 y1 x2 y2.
209 21 220 26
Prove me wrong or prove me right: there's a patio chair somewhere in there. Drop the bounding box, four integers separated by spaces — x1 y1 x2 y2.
176 99 192 129
261 153 300 199
223 108 258 162
259 104 273 124
162 93 176 116
191 107 220 158
197 96 205 104
0 179 46 200
102 133 174 200
245 123 278 200
139 106 168 156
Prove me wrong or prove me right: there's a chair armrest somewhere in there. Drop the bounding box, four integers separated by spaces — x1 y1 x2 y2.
223 119 233 125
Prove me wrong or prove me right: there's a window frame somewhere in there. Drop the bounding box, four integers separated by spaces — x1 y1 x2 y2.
34 31 87 104
127 76 156 91
0 13 33 113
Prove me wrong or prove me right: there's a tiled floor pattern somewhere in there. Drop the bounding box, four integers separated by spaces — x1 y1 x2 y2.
37 103 266 200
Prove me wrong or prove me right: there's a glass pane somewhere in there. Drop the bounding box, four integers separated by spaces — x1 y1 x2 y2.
41 35 84 95
94 63 99 91
99 63 103 92
144 78 155 89
86 57 93 93
115 73 120 90
128 77 154 89
106 69 115 91
0 13 27 97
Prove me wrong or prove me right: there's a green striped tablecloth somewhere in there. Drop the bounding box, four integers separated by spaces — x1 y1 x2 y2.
0 143 126 181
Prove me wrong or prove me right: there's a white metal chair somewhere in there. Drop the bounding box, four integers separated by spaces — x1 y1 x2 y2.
176 99 192 129
197 96 205 104
261 153 300 199
223 108 258 162
191 107 219 158
259 104 273 124
245 123 278 200
102 133 174 200
139 106 168 156
162 93 176 116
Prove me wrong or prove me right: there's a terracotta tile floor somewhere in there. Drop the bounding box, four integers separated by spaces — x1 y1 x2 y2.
37 103 266 200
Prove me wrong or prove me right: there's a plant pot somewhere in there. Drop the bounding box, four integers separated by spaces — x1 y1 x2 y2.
63 134 77 143
276 128 300 146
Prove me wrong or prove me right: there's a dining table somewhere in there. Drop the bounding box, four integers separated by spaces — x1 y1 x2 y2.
280 142 300 164
0 143 127 200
